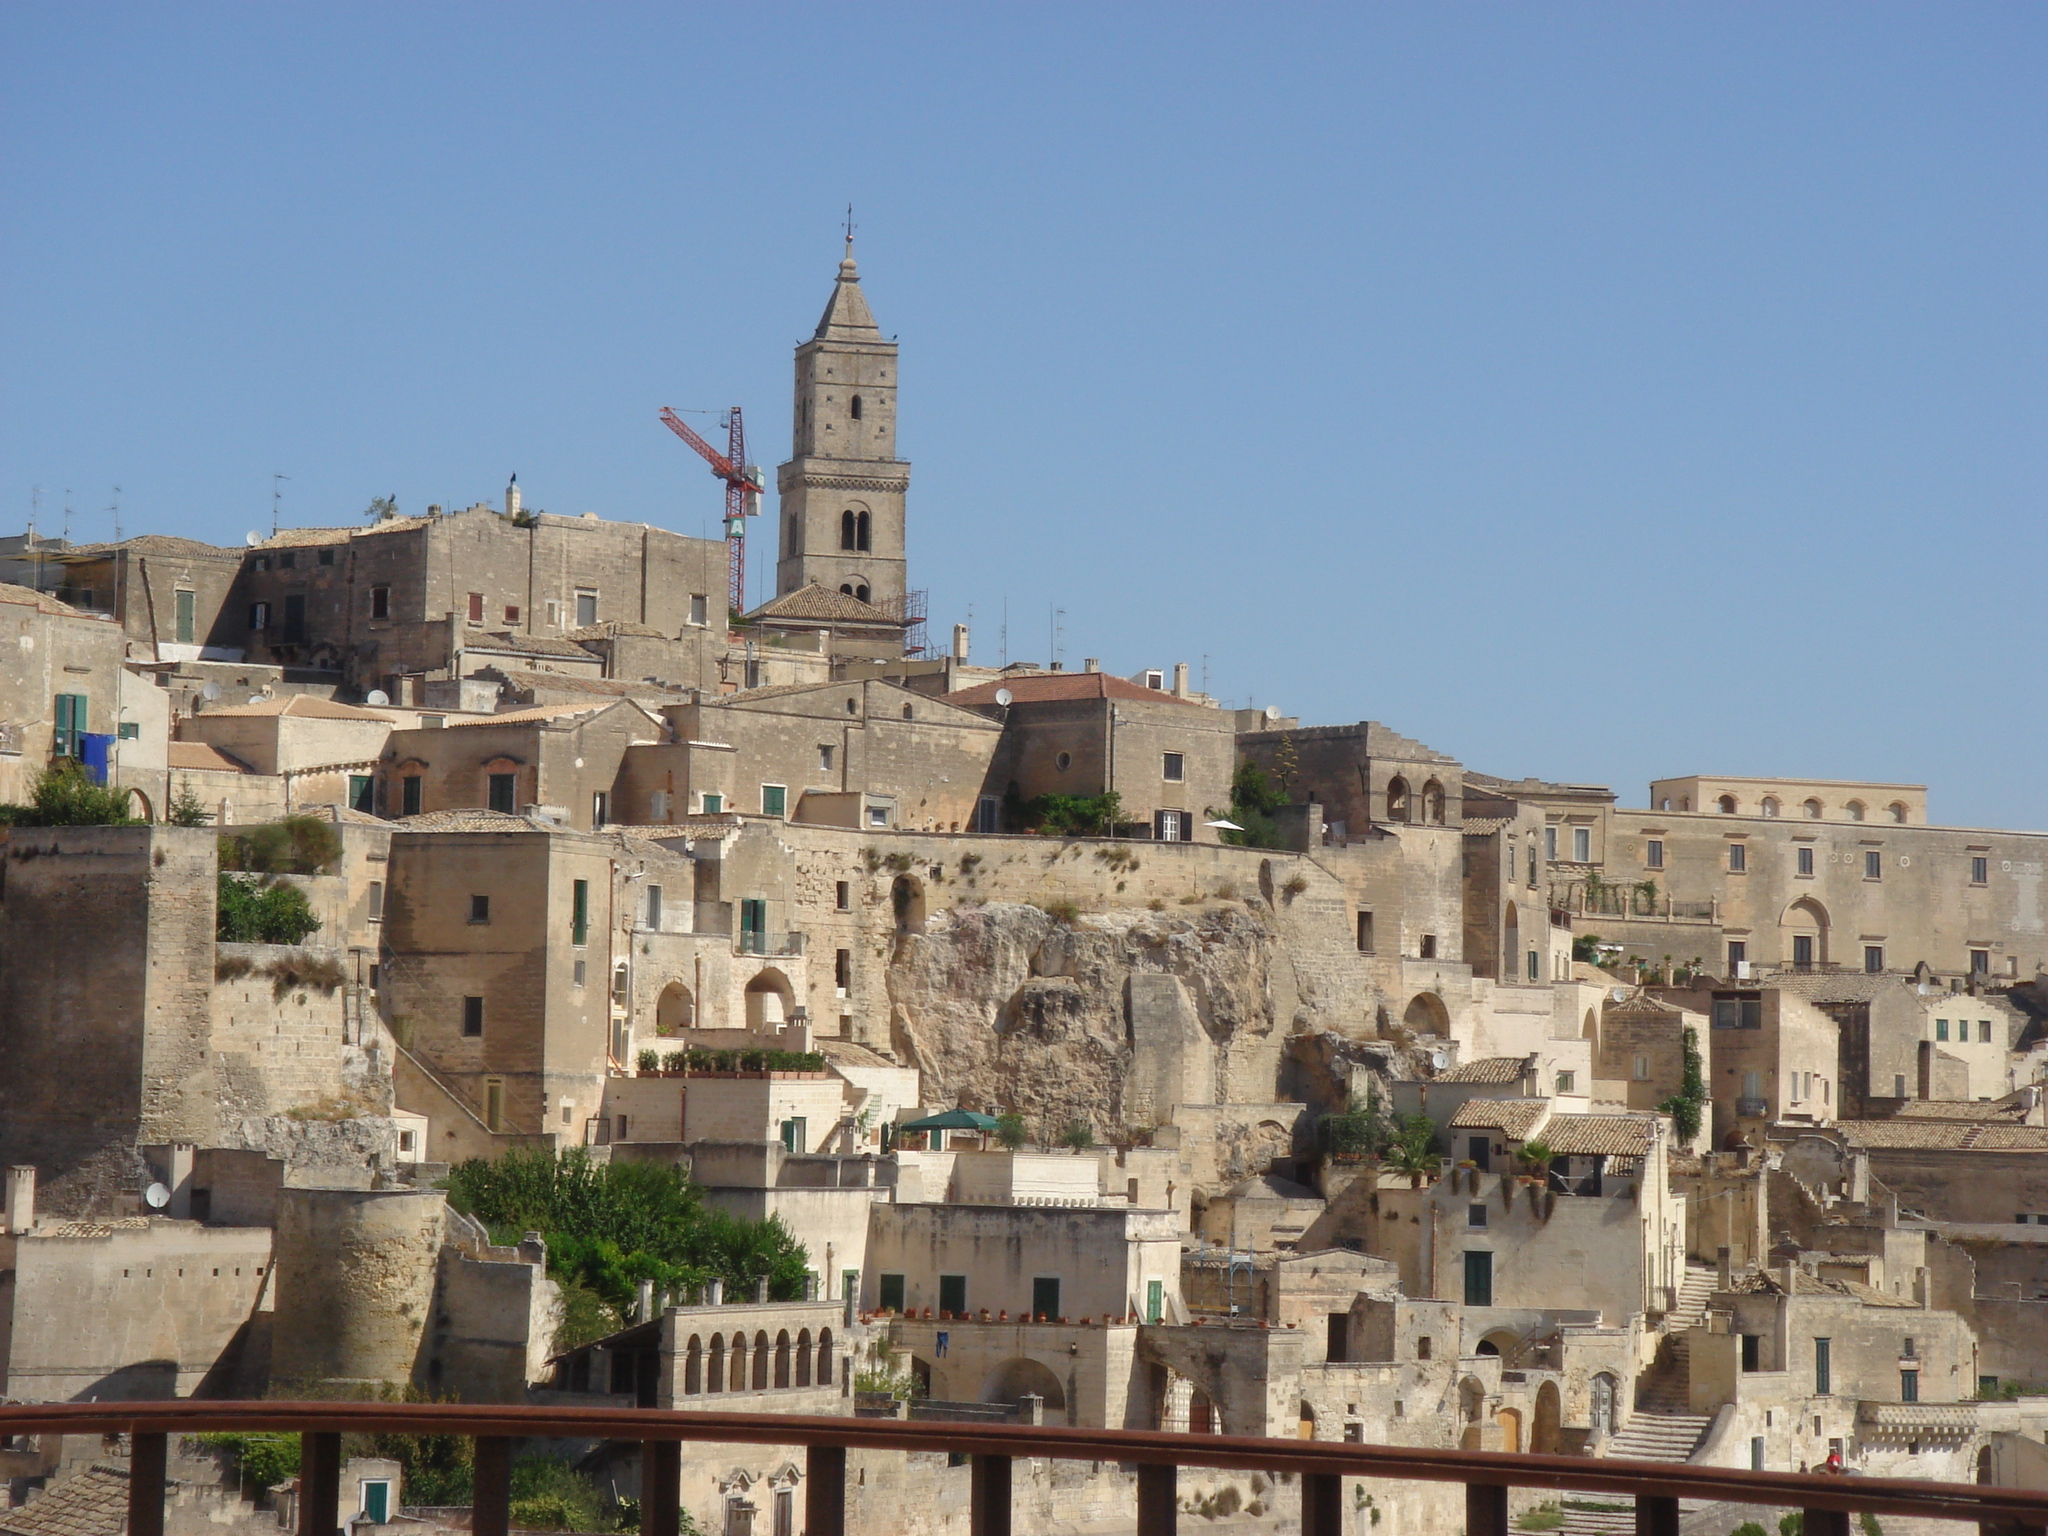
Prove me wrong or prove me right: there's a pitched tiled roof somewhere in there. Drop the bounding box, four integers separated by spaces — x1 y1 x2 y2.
1461 816 1514 837
166 742 251 772
1836 1119 2048 1151
467 630 599 660
1449 1099 1550 1138
197 695 394 721
1437 1057 1531 1084
56 534 240 559
392 809 546 833
444 702 613 728
567 620 668 640
1887 1099 2030 1123
0 583 88 618
260 518 434 546
0 1464 129 1536
944 672 1211 710
745 583 898 625
488 668 684 701
1539 1114 1655 1157
293 801 391 828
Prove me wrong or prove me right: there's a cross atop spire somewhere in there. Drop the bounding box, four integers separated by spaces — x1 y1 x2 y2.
843 203 856 259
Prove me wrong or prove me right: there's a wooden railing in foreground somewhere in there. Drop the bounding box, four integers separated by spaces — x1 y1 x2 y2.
4 1401 2043 1536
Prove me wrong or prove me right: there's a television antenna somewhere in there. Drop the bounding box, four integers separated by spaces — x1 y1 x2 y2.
271 473 289 537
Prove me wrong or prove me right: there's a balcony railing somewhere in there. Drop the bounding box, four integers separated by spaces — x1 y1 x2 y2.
4 1399 2044 1536
738 930 805 957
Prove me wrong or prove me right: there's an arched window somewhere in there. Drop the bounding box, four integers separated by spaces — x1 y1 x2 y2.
795 1328 813 1387
856 584 870 603
850 394 863 421
817 1328 834 1385
1422 779 1446 825
1845 800 1866 822
841 511 858 551
1802 798 1823 819
856 510 871 551
1717 795 1737 815
840 583 854 596
1888 802 1909 824
1761 797 1780 818
1386 776 1410 823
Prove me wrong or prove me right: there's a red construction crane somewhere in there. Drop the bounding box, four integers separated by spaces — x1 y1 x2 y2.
659 406 764 616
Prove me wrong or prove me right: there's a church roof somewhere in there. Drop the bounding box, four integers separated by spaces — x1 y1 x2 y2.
746 583 899 625
943 672 1212 710
815 255 882 341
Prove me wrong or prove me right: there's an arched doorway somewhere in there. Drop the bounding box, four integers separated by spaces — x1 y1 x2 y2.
1532 1381 1562 1454
980 1356 1066 1410
127 787 154 822
1403 992 1450 1034
1386 776 1411 824
1422 780 1446 825
744 969 794 1032
1782 897 1831 972
656 981 695 1035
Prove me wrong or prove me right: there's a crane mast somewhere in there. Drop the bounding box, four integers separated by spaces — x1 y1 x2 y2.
659 405 763 615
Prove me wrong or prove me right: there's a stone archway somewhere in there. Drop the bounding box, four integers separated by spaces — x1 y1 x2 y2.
1403 991 1451 1035
1782 897 1831 971
656 981 695 1035
745 969 794 1032
980 1356 1066 1410
1532 1380 1562 1454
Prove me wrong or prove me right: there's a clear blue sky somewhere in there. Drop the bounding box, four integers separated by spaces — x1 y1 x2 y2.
4 5 2043 825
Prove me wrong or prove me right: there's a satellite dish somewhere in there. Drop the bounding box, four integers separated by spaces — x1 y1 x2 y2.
1430 1051 1450 1071
244 531 260 547
143 1183 170 1210
365 689 390 706
201 681 221 702
1610 987 1630 1003
994 688 1013 706
1264 705 1281 722
247 695 267 706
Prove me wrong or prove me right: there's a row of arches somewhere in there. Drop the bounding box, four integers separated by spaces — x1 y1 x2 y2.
1384 776 1447 826
1712 793 1908 824
681 1327 833 1395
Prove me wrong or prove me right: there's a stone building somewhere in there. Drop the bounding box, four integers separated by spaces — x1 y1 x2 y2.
379 699 666 828
0 584 129 805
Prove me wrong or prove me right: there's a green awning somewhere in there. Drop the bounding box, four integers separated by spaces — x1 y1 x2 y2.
899 1109 1000 1133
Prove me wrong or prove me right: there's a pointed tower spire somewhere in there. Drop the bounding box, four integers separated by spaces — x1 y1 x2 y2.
815 215 881 341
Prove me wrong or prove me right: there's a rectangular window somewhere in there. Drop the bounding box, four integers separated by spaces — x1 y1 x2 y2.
371 586 390 619
1162 751 1185 783
835 880 850 911
866 805 888 827
1815 1337 1831 1396
1727 940 1747 973
282 593 306 643
252 555 270 572
1973 856 1990 885
1544 826 1557 861
1865 849 1883 880
975 795 1000 834
484 1079 504 1132
466 592 484 624
488 773 516 813
575 589 598 627
1728 842 1747 872
1981 1020 1993 1044
690 594 708 626
938 1274 967 1317
1793 934 1815 970
174 588 195 644
1467 1204 1487 1229
1463 1250 1493 1308
401 775 422 816
1742 1334 1761 1372
1865 945 1884 974
1750 1438 1764 1473
573 959 586 987
470 894 490 924
780 1117 807 1154
592 791 608 829
1556 1070 1575 1094
1900 1369 1919 1403
740 898 766 951
835 948 852 992
1645 838 1663 869
1936 1018 1949 1042
1527 949 1540 982
878 1274 906 1313
368 881 383 921
1634 1054 1649 1080
571 879 589 946
646 885 662 929
819 744 834 771
52 693 88 759
701 792 723 814
503 605 519 624
248 601 269 631
117 721 138 740
1572 826 1590 862
463 996 484 1037
1419 934 1437 960
1972 949 1991 975
1147 1278 1164 1324
761 784 787 818
1031 1277 1061 1319
1356 911 1375 953
280 552 295 571
1797 846 1815 876
1154 809 1190 842
349 774 374 813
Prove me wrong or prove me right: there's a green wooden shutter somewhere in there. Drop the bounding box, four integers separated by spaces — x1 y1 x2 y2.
572 879 589 946
175 589 195 644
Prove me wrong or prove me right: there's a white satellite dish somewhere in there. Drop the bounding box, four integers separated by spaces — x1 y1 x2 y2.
143 1182 170 1210
244 531 260 547
994 688 1013 706
1264 705 1281 722
247 695 267 706
1609 987 1630 1003
365 689 390 706
201 681 221 702
1430 1051 1450 1071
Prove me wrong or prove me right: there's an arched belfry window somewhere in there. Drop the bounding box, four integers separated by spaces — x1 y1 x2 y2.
856 510 871 551
856 584 871 603
850 394 863 421
1386 776 1410 824
841 511 858 551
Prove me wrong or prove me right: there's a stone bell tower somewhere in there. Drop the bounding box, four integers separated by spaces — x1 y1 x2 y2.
773 239 910 610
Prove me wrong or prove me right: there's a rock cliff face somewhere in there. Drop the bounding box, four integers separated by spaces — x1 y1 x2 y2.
884 901 1287 1140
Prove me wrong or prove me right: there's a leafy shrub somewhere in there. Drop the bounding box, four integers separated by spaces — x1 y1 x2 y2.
1018 792 1123 837
195 1432 301 1493
1037 899 1082 926
994 1113 1028 1150
0 761 142 826
167 783 215 826
1059 1119 1094 1150
217 874 323 944
219 814 342 874
636 1049 659 1073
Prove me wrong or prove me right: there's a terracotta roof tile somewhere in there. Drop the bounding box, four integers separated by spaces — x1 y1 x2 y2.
0 1464 130 1536
1438 1057 1532 1084
745 583 897 624
1539 1114 1655 1157
392 809 547 834
196 695 394 721
1449 1099 1550 1138
166 742 251 772
466 630 599 660
1837 1120 2048 1151
944 672 1211 710
1888 1099 2029 1123
0 583 90 618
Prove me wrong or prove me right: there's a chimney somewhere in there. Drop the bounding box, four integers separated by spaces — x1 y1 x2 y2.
1083 657 1099 673
1173 662 1189 698
636 1278 655 1323
1916 1040 1933 1101
505 475 521 521
951 624 970 663
5 1166 33 1234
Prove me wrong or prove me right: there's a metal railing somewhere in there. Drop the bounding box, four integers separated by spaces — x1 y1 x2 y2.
738 930 805 957
5 1399 2045 1536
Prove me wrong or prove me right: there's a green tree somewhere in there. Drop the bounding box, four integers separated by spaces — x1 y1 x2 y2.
219 814 342 874
994 1113 1029 1150
364 495 399 522
1210 761 1287 849
1382 1113 1440 1185
1059 1119 1094 1150
1655 1027 1708 1143
217 874 323 944
0 760 142 826
167 781 215 826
